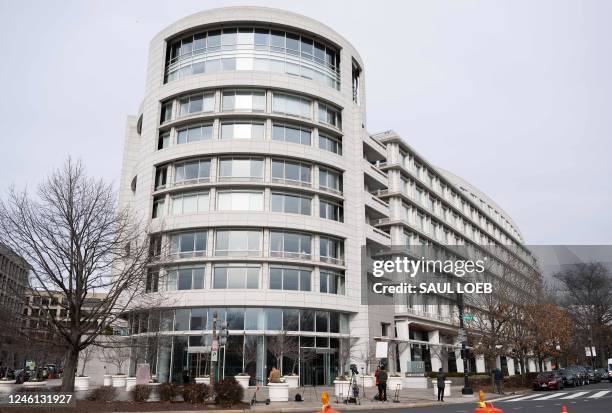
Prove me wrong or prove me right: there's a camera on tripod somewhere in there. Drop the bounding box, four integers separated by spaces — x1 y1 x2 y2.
350 364 359 375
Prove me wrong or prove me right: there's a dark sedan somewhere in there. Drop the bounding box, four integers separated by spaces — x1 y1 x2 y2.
558 368 579 387
533 371 564 390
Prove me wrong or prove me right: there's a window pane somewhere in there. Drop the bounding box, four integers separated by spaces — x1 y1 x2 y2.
266 308 282 330
284 269 299 290
178 268 192 290
246 267 259 288
269 268 282 289
213 267 227 288
190 308 206 330
193 267 205 289
174 309 190 331
300 310 314 331
300 270 311 291
227 267 244 288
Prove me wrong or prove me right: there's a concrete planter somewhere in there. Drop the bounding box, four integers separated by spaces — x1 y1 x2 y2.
103 374 112 386
282 375 299 388
431 380 452 397
235 375 250 389
23 381 46 388
268 382 289 402
387 375 403 391
125 377 137 391
0 380 16 393
403 376 428 389
112 375 127 387
148 383 161 402
333 379 351 398
360 375 375 387
195 376 210 385
74 376 90 391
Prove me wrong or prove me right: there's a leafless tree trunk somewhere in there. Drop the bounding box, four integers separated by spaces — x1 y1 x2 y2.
0 158 153 391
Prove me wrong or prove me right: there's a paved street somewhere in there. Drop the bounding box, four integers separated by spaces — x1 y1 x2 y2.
362 382 612 413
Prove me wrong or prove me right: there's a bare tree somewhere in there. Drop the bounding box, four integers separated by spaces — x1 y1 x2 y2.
338 334 359 376
78 344 96 377
553 262 612 368
266 331 300 374
99 337 131 375
0 159 153 391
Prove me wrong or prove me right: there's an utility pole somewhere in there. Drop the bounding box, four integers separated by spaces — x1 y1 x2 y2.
457 292 473 395
210 311 218 384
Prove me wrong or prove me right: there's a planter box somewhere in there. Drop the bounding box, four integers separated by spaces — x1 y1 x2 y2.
431 380 452 397
282 375 299 388
23 381 46 388
195 376 210 385
268 382 289 402
333 380 350 398
125 377 137 391
148 383 161 402
74 376 90 391
388 376 403 391
0 381 16 393
235 375 250 389
403 376 428 389
112 375 127 388
103 375 112 386
360 375 375 387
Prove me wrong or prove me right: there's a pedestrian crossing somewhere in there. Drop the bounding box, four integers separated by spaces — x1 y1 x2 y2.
497 390 611 402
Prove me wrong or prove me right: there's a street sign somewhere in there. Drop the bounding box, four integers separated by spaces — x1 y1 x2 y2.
375 341 388 358
585 346 596 357
462 314 474 321
211 350 218 362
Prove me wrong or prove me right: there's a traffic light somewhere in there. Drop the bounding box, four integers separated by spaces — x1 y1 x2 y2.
219 321 228 346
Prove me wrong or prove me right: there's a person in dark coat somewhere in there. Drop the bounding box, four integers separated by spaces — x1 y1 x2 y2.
436 368 446 402
494 367 504 394
377 366 388 401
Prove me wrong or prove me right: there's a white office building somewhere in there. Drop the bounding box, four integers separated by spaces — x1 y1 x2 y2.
119 7 538 385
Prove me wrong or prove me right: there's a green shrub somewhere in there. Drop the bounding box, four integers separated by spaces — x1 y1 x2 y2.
87 386 116 402
132 384 151 402
159 382 178 402
182 383 210 404
214 377 244 408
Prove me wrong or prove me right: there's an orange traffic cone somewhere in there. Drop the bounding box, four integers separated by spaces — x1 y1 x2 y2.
473 389 504 413
561 405 568 413
316 391 340 413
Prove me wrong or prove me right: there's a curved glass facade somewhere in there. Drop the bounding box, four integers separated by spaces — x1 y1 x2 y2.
128 307 349 385
164 27 341 89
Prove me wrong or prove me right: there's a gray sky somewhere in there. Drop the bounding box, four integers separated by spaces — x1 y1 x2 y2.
1 0 611 245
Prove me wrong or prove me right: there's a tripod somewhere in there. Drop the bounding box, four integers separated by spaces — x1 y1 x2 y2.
343 370 361 405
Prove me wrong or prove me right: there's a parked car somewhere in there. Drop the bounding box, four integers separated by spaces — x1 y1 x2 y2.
558 368 579 387
595 368 608 382
533 371 564 390
567 365 589 385
586 367 601 383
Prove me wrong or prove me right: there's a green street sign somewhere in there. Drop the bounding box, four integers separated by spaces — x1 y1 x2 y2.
462 314 474 321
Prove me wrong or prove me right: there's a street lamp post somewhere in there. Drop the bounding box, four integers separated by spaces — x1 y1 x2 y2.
457 293 473 395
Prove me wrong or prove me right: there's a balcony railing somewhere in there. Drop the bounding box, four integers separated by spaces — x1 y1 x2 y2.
270 251 312 260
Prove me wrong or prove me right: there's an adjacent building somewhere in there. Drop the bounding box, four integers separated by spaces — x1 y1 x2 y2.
118 6 540 384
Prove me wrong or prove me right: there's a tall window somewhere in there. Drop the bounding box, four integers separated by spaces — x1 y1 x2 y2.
319 198 343 222
318 103 341 129
319 167 342 193
177 124 213 144
270 231 311 259
222 90 266 112
320 237 343 264
214 230 262 257
271 159 311 186
170 232 207 258
220 121 265 140
166 266 205 291
271 192 311 215
218 158 263 181
174 159 210 184
160 101 173 123
272 93 311 119
152 196 165 218
272 124 311 145
155 166 167 190
158 132 170 150
217 190 263 211
213 265 260 289
269 267 311 291
318 134 342 155
171 192 209 215
320 271 345 295
179 93 214 116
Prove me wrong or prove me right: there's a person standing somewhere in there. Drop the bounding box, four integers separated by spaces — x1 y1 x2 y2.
437 368 446 402
377 366 388 402
494 367 504 394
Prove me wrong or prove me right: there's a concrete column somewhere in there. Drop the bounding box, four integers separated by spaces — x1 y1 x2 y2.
507 358 515 376
528 359 537 372
429 330 442 372
396 321 411 372
476 355 486 373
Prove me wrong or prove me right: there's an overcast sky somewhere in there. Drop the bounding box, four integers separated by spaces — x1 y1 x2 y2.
1 0 611 245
